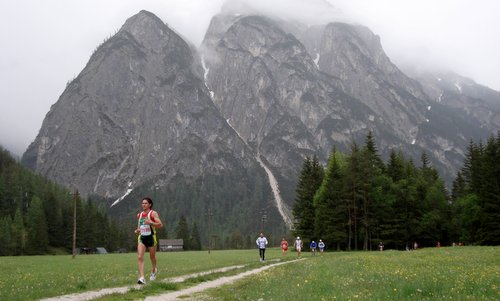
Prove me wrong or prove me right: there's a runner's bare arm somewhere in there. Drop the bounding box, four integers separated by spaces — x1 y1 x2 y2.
147 211 163 228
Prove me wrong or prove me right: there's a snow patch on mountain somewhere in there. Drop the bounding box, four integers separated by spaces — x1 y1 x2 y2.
314 52 320 68
255 154 293 229
201 55 215 99
111 183 133 207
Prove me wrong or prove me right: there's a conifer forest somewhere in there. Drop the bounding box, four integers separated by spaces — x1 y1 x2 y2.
1 131 499 255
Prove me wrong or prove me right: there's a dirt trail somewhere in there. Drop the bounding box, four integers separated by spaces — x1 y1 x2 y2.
39 260 302 301
39 265 246 301
145 259 303 301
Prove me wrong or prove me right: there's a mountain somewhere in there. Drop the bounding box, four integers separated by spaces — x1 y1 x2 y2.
200 12 495 190
202 14 370 202
406 69 500 131
22 9 498 242
21 11 286 242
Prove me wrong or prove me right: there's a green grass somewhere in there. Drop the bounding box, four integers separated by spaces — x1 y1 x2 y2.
200 246 500 301
0 249 270 300
0 247 498 300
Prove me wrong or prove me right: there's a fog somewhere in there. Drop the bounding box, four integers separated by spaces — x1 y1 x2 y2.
1 0 498 157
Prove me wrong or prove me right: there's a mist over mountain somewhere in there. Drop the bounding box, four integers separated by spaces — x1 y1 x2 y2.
21 7 499 241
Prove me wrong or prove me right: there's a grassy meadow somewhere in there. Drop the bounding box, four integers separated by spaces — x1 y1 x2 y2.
0 249 266 300
201 246 499 300
0 247 498 300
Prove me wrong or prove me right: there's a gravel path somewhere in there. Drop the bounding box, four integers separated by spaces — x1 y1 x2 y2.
40 259 302 301
39 264 246 301
145 259 303 301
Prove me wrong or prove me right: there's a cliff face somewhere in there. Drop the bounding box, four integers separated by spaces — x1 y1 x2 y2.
318 23 429 139
22 10 498 234
22 11 258 199
408 69 500 131
202 15 379 200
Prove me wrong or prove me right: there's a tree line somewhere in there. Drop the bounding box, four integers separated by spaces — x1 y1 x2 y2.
292 132 500 250
2 129 498 255
0 147 133 255
173 214 259 250
0 146 213 256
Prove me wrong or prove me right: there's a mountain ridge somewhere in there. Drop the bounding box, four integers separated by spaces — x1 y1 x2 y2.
21 9 498 237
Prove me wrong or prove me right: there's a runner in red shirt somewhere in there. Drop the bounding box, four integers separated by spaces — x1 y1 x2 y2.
135 197 163 285
281 238 289 256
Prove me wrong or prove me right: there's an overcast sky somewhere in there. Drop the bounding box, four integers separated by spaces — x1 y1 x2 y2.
1 0 499 157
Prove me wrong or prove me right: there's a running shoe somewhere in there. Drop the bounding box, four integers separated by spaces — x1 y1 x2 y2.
137 277 146 285
150 268 157 281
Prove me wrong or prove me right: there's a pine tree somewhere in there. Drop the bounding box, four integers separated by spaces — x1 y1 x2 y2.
292 156 323 241
0 216 12 255
345 143 364 250
82 200 99 248
175 215 190 249
387 150 405 182
11 208 25 255
389 158 420 249
61 200 74 251
462 140 484 194
452 194 481 244
478 135 500 244
420 152 439 184
420 179 449 246
360 132 385 250
191 222 202 250
314 148 347 250
43 189 64 247
25 196 49 254
363 131 385 172
414 152 449 245
74 195 85 249
451 171 466 202
368 174 396 248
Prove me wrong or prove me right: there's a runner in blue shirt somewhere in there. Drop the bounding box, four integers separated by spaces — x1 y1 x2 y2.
310 240 317 256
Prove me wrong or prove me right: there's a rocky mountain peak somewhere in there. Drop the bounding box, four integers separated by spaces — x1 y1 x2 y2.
22 10 255 200
118 10 184 56
323 23 386 70
223 16 314 71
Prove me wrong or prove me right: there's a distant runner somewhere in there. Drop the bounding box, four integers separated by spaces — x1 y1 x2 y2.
294 237 303 257
318 239 325 255
256 233 268 262
310 240 317 256
281 238 289 255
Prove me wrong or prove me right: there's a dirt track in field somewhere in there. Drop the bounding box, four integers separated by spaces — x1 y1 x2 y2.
40 258 303 301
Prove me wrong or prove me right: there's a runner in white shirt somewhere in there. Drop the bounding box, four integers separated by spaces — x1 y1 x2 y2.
256 233 268 262
294 236 303 257
318 239 325 255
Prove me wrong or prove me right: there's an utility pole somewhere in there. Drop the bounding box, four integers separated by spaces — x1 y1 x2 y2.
154 183 159 201
260 209 267 232
205 208 213 254
72 189 79 259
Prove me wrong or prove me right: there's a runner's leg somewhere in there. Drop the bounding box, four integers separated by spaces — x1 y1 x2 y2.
149 245 157 273
137 243 146 278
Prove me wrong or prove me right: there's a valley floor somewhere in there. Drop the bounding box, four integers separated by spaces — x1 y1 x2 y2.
41 259 301 301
